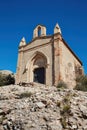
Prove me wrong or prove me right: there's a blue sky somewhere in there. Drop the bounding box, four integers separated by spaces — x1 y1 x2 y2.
0 0 87 73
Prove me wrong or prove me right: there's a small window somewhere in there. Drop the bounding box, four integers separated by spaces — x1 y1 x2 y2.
38 27 41 37
68 62 72 67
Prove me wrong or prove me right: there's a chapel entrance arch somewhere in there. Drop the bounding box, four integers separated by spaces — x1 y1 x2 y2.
27 52 48 84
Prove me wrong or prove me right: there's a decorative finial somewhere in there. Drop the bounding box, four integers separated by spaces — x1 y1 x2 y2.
54 23 62 34
19 37 26 47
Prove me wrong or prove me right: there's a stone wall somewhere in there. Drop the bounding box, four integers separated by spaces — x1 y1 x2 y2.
58 39 83 88
16 37 53 86
16 24 83 88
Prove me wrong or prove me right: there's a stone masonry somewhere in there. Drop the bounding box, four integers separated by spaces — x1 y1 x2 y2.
16 23 84 88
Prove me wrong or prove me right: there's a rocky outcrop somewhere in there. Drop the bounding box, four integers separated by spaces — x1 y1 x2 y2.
0 70 13 75
0 83 87 130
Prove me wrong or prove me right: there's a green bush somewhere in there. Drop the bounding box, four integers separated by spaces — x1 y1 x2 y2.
60 117 67 129
74 75 87 91
61 104 71 115
19 92 32 98
57 81 67 89
60 93 71 128
0 73 15 86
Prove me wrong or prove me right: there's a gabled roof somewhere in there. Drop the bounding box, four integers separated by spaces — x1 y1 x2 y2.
19 32 82 65
62 38 82 65
26 35 52 45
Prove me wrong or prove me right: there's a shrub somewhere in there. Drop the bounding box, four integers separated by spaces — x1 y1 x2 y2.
0 73 15 86
56 101 61 107
60 104 71 115
60 93 71 128
74 75 87 91
60 117 67 129
19 92 32 98
57 81 67 89
0 116 7 124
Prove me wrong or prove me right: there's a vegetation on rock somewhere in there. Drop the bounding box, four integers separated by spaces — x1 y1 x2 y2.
0 73 15 86
60 93 72 129
19 92 32 98
0 84 87 129
74 75 87 91
57 80 68 89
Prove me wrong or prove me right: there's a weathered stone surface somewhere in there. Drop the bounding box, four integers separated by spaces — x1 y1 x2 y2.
79 104 87 118
36 102 45 108
0 83 87 130
16 24 84 88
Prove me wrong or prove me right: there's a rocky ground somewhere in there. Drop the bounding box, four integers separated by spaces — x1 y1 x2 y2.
0 83 87 130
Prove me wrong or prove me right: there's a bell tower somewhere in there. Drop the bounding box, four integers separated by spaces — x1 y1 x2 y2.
33 25 46 39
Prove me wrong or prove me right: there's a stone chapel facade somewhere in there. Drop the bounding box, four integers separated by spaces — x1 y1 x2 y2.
16 23 84 87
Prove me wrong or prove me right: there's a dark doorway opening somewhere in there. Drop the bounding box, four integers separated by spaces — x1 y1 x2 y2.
33 67 45 84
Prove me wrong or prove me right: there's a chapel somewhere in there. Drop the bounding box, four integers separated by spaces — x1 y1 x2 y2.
16 23 84 87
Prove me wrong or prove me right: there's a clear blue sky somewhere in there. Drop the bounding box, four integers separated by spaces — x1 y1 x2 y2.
0 0 87 74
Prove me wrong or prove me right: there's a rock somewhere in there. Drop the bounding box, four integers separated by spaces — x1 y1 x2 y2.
0 70 13 75
79 104 87 118
0 84 87 129
71 124 78 129
36 102 45 108
0 109 4 115
0 125 4 130
83 126 87 130
43 115 50 122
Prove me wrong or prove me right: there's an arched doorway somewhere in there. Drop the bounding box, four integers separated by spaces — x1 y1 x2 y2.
26 51 49 84
33 67 45 84
32 54 46 84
